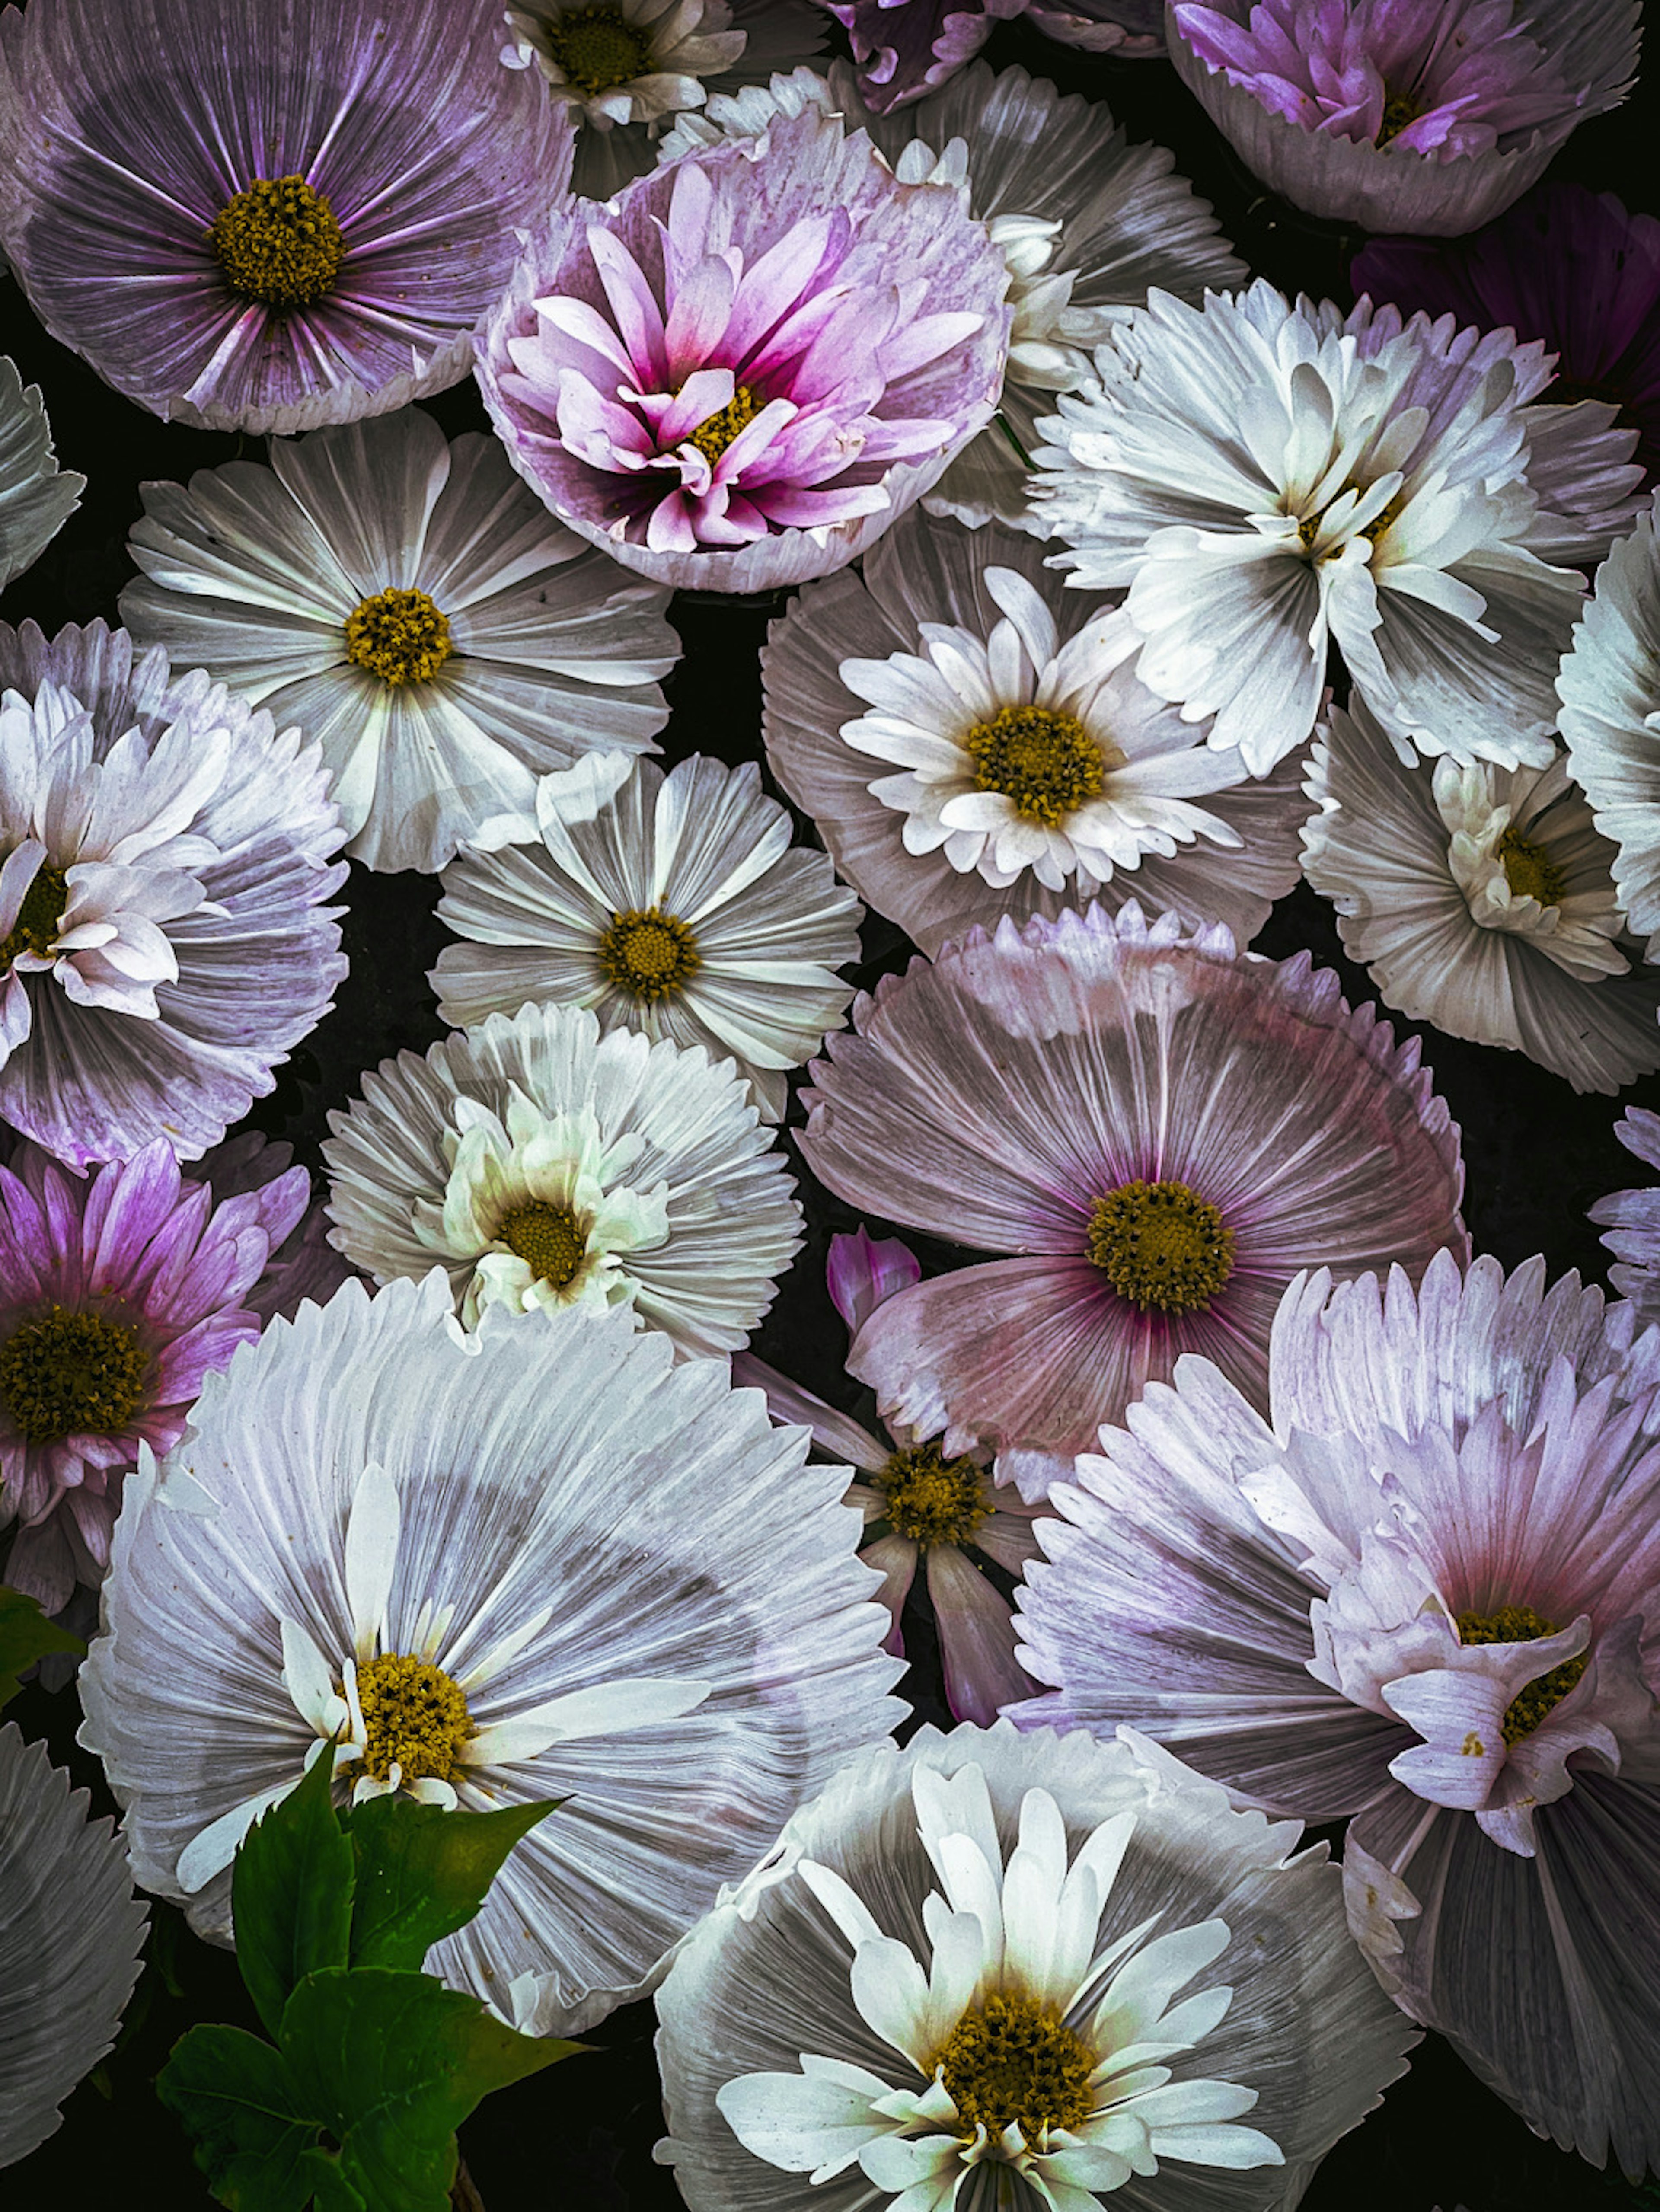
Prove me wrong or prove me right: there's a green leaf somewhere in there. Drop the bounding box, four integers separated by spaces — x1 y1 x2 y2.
156 2024 317 2212
295 2150 368 2212
343 1794 561 1973
233 1740 355 2040
0 1583 84 1706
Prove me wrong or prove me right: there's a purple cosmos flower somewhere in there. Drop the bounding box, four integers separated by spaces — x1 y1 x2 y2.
1168 0 1640 236
0 1136 307 1615
196 1132 360 1326
1354 183 1660 488
817 0 1028 113
797 900 1468 1500
1590 1108 1660 1329
0 0 572 434
735 1225 1047 1723
476 104 1010 592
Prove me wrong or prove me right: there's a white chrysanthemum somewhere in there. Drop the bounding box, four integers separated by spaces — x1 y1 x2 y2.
77 1276 904 2036
1557 488 1660 962
431 753 861 1124
322 999 801 1354
0 355 81 591
118 405 678 875
1302 698 1660 1093
656 1721 1414 2211
1033 281 1644 777
0 1724 147 2168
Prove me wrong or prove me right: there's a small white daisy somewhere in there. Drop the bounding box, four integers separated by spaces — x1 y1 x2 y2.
322 999 801 1355
77 1276 903 2036
118 404 678 875
431 753 862 1123
1302 697 1660 1093
0 355 81 591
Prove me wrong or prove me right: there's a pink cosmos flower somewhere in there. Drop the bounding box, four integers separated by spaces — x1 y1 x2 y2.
476 104 1010 592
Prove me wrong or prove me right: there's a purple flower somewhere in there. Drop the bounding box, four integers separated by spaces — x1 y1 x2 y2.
476 104 1010 592
1024 0 1163 53
1590 1108 1660 1329
0 1136 307 1613
196 1132 360 1326
1354 183 1660 488
817 0 1028 112
0 0 572 434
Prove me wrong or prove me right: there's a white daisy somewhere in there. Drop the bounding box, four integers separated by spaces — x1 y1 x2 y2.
1302 697 1660 1093
321 999 801 1355
1033 281 1645 777
0 1723 147 2167
430 753 862 1123
77 1276 903 2036
118 404 678 875
0 356 81 592
655 1721 1415 2211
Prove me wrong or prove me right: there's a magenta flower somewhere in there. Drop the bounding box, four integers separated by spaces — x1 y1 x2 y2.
476 105 1010 592
797 900 1468 1500
735 1225 1047 1723
817 0 1027 112
0 1136 306 1613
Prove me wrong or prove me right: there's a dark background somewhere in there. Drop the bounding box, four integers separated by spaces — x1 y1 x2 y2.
6 10 1660 2211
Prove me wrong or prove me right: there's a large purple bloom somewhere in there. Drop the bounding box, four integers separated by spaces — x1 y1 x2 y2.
476 104 1010 592
0 0 572 434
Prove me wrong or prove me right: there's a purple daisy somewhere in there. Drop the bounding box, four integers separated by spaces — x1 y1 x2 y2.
0 1135 306 1614
1354 182 1660 488
196 1132 360 1326
817 0 1028 113
797 900 1468 1500
475 103 1010 592
0 0 572 434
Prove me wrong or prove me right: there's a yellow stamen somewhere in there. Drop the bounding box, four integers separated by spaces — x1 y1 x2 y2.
963 705 1109 829
207 176 344 310
495 1200 588 1291
877 1443 988 1549
1086 1178 1236 1315
0 1304 150 1444
343 587 453 687
1457 1606 1590 1745
931 1992 1095 2144
349 1652 474 1785
597 907 701 1003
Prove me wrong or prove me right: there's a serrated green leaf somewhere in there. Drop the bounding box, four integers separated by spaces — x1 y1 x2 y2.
0 1583 84 1706
342 1794 560 1973
156 2023 317 2212
233 1740 354 2039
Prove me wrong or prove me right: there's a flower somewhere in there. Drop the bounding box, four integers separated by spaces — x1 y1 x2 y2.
0 355 82 592
1352 182 1660 490
0 0 571 434
118 405 677 876
1589 1108 1660 1328
735 1225 1048 1723
1025 0 1164 53
196 1132 361 1326
322 999 801 1354
77 1274 904 2035
1557 489 1660 961
0 1136 308 1615
430 752 861 1121
797 900 1467 1500
820 0 1028 113
0 1724 147 2168
1034 282 1645 777
1009 1250 1660 2171
763 504 1306 957
654 1721 1415 2210
1166 0 1640 237
475 103 1011 592
0 620 347 1169
1301 699 1660 1094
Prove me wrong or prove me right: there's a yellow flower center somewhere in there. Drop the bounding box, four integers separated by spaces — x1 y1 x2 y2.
207 176 345 310
1297 488 1403 553
0 861 68 971
351 1652 474 1785
1376 92 1423 146
598 906 701 1003
964 705 1108 829
1457 1605 1591 1745
686 384 764 466
877 1443 988 1549
0 1304 150 1445
932 1992 1095 2145
1496 827 1566 909
1087 1178 1237 1316
495 1200 588 1290
344 587 453 687
544 4 654 94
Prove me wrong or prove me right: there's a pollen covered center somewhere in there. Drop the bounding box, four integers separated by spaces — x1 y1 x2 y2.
933 1992 1095 2145
545 4 654 94
1376 91 1423 146
964 705 1108 828
0 861 68 971
0 1304 150 1444
1087 1178 1236 1315
344 587 453 687
495 1199 589 1290
208 175 345 310
878 1442 988 1548
1457 1605 1590 1744
353 1652 474 1784
686 384 764 466
1496 826 1566 909
598 906 701 1002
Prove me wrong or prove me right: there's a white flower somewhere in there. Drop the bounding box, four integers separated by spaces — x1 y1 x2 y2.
1033 281 1644 777
322 999 801 1355
431 753 862 1123
0 355 82 591
118 404 678 874
1302 698 1660 1093
655 1722 1415 2211
77 1275 904 2036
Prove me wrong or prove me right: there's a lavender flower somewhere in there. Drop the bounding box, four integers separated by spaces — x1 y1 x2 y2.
1025 0 1163 52
1590 1109 1660 1329
820 0 1028 113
